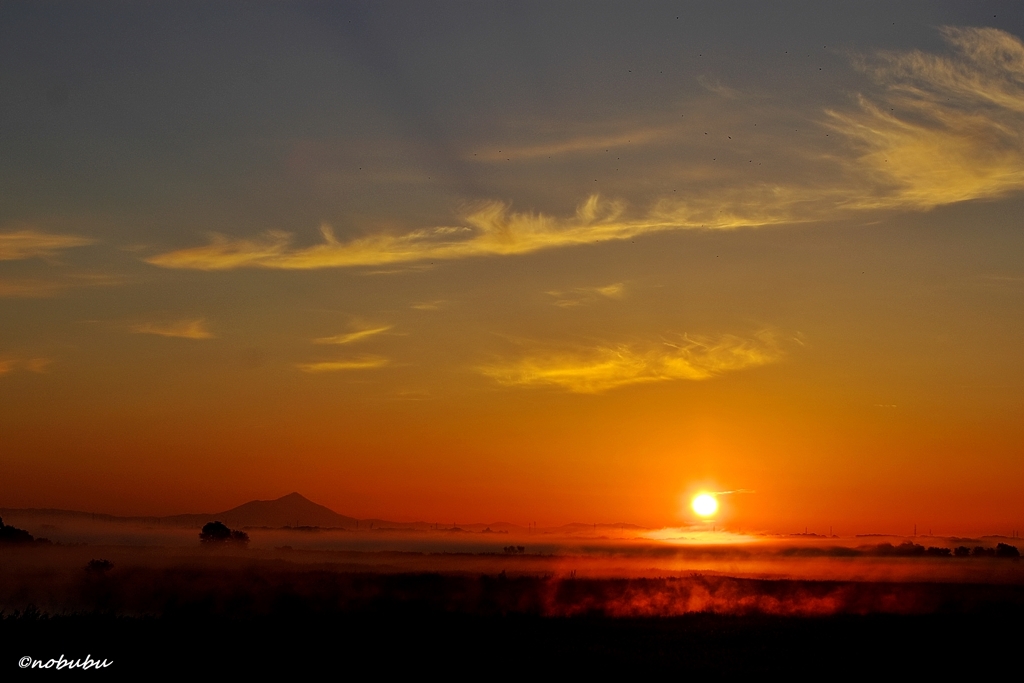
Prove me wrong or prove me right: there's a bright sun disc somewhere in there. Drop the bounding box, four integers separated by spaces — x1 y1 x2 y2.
692 493 718 517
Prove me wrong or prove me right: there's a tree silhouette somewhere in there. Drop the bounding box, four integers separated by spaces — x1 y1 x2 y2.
995 543 1020 558
199 521 250 545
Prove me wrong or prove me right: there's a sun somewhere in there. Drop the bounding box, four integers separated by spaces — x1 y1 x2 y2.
691 493 718 517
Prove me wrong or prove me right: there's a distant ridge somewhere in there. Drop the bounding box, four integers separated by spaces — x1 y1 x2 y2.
1 493 361 530
1 494 539 532
164 493 359 529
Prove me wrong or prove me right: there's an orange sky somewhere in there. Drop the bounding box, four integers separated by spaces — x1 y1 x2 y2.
2 4 1023 536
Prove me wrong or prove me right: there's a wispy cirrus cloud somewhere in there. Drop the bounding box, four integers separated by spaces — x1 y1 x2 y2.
697 75 740 99
131 319 214 340
296 356 390 373
825 26 1024 210
313 325 392 345
547 282 625 308
145 27 1024 272
411 300 448 311
145 191 808 272
471 127 671 161
0 230 95 261
478 332 781 394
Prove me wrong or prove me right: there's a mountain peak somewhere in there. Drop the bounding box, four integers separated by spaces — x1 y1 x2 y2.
277 492 309 502
213 492 356 529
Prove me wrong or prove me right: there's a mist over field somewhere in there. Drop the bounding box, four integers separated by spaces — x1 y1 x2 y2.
3 504 1022 614
3 494 1022 673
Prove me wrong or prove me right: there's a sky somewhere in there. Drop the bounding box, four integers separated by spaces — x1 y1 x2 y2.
2 1 1024 535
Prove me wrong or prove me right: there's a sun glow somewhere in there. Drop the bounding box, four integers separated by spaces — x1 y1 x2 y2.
692 493 719 517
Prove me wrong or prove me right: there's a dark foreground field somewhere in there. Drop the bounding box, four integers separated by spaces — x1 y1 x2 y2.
4 609 1021 675
3 561 1023 675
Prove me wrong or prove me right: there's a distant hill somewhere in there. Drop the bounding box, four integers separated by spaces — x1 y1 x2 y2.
163 493 359 529
1 493 363 530
0 494 645 533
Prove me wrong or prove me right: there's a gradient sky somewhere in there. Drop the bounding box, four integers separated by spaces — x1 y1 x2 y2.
3 2 1024 535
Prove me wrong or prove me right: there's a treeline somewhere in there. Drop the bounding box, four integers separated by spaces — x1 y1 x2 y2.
777 541 1020 559
869 541 1020 558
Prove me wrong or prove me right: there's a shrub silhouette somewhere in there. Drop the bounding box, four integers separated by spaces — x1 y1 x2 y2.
86 559 114 573
954 546 971 557
199 521 249 545
0 516 35 544
995 543 1020 558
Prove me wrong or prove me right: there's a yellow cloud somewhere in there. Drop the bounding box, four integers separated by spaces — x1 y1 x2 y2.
313 325 392 345
478 332 781 393
594 283 625 298
0 230 94 261
547 282 625 307
827 26 1024 210
296 356 390 373
131 319 214 340
146 194 801 271
144 27 1024 272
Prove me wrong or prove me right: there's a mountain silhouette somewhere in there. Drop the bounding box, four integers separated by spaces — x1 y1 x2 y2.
163 493 358 529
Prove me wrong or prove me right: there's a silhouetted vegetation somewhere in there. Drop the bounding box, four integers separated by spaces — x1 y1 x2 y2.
996 543 1021 558
0 516 48 544
85 559 114 573
503 545 526 555
865 541 1017 559
199 521 249 545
